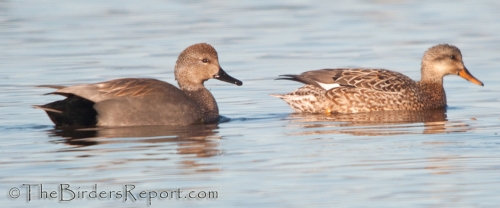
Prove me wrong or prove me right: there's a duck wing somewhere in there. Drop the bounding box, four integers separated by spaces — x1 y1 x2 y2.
44 78 172 102
277 68 417 92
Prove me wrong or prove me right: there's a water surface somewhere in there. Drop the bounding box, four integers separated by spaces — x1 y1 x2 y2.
1 0 500 207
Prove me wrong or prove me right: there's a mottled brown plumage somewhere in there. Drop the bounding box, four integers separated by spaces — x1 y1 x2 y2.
35 43 242 127
272 44 483 114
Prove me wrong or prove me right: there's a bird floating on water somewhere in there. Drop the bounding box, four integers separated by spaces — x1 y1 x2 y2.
272 44 483 114
36 43 242 127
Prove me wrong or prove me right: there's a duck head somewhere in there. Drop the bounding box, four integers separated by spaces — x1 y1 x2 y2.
175 43 242 91
420 44 483 86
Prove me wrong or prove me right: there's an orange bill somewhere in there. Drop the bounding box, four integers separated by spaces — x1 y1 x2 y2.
459 67 484 86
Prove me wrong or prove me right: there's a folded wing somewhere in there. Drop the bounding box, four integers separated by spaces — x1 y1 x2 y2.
277 68 416 92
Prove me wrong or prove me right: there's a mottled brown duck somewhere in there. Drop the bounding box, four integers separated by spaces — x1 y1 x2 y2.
35 43 242 127
272 44 483 114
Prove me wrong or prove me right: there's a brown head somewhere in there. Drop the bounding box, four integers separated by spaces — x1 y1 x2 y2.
174 43 242 91
420 44 483 86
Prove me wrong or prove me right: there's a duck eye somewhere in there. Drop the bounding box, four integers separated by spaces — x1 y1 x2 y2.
202 59 209 63
450 55 455 60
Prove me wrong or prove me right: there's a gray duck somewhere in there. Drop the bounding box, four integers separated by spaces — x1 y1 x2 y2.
36 43 242 126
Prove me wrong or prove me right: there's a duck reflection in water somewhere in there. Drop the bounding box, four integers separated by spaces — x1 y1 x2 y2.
47 124 220 158
285 109 468 136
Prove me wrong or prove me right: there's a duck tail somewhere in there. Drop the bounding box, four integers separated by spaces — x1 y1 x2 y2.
275 74 301 82
34 97 97 127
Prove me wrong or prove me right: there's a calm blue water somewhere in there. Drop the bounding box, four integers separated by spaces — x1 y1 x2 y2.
1 0 500 207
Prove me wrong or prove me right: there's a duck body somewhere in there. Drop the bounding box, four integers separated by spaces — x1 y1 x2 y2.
36 43 242 127
273 44 483 114
273 68 445 113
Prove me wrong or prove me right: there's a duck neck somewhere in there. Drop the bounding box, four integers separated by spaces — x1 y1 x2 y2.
417 81 447 109
181 87 219 124
420 64 445 85
418 65 447 109
177 78 205 91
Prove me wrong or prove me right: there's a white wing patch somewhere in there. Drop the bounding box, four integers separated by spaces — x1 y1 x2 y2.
316 81 341 91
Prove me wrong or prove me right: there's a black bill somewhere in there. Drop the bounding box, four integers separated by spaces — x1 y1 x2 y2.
214 68 243 86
